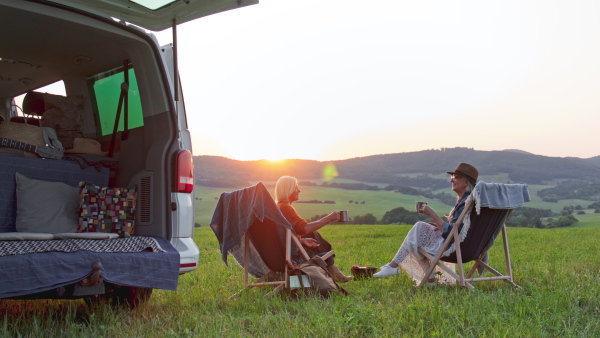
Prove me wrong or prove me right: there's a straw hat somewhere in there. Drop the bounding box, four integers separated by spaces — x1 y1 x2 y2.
0 121 44 158
65 138 108 156
447 163 479 185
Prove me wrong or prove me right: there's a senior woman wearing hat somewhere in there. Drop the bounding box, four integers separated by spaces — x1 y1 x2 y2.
373 163 479 281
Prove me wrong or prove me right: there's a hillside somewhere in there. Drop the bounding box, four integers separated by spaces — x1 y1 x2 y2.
586 155 600 168
194 147 600 185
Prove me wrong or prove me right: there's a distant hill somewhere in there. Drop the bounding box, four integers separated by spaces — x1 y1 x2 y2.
335 148 600 184
585 155 600 168
502 149 533 155
193 147 600 186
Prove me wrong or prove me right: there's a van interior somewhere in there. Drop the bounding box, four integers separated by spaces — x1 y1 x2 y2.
0 1 180 239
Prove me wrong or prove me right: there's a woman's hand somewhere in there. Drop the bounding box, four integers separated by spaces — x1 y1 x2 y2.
421 205 434 216
422 205 444 231
305 211 340 233
326 211 340 223
300 238 320 249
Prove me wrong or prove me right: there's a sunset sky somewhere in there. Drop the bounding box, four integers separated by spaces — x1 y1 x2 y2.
157 0 600 162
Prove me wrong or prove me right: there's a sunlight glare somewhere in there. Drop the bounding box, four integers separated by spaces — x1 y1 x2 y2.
265 157 285 163
322 163 339 181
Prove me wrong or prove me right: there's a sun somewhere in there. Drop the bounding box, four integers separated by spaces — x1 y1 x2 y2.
218 138 322 162
227 142 303 161
227 148 289 162
263 156 286 162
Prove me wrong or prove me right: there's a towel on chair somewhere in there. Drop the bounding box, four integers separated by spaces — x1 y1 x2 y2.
210 182 294 278
472 181 530 275
473 181 530 215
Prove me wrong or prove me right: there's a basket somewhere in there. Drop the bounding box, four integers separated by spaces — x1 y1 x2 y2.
0 121 44 157
350 266 377 279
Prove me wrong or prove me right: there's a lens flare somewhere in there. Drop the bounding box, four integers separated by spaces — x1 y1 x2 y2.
322 163 339 181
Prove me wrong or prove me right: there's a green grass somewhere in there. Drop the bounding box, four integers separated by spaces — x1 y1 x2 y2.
2 226 599 336
570 213 600 228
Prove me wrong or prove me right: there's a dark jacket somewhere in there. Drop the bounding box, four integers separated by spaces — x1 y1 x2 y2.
441 191 471 239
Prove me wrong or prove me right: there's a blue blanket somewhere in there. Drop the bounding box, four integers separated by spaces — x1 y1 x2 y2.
210 182 294 278
0 236 180 298
473 181 530 214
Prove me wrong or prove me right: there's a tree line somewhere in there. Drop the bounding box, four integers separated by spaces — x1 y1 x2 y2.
196 176 600 209
538 180 600 202
308 206 579 229
194 148 600 187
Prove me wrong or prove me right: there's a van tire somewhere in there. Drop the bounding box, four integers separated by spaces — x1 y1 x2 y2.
120 286 153 308
85 285 153 309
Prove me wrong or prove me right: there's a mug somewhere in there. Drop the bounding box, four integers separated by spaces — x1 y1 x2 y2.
415 201 427 213
338 210 349 222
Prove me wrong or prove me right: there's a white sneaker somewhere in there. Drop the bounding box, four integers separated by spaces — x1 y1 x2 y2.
373 265 400 278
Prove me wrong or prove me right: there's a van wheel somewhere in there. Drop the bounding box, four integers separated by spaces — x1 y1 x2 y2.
118 286 153 308
85 285 153 309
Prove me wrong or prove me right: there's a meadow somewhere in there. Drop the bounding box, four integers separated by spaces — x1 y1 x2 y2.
1 224 599 337
194 181 600 228
2 180 599 336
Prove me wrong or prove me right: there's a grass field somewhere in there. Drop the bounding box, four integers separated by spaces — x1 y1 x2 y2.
2 225 599 336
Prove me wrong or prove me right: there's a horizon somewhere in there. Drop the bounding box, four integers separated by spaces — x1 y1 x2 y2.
193 147 600 162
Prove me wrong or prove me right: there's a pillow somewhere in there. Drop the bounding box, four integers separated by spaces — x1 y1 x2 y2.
39 93 85 149
0 232 54 241
53 232 119 240
15 173 80 234
77 182 137 237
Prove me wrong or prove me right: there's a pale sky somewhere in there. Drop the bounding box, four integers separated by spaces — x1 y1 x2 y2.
159 0 599 161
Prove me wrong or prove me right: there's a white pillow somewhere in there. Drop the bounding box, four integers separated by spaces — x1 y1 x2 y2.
15 173 79 234
0 232 54 241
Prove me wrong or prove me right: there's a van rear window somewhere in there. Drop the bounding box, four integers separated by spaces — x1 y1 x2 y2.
88 65 144 136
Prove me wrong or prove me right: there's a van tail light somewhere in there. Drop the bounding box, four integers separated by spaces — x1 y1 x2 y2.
180 263 197 269
177 150 194 193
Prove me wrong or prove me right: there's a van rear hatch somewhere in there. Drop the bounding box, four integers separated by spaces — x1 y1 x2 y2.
49 0 258 31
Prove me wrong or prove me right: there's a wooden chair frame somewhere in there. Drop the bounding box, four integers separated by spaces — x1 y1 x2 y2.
230 228 334 299
417 199 519 289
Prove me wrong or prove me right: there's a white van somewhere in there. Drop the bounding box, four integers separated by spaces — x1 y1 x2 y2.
0 0 256 307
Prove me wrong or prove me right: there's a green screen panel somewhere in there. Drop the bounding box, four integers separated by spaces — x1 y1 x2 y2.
92 68 144 136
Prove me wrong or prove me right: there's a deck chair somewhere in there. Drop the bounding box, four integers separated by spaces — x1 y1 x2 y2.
417 182 530 289
210 182 332 298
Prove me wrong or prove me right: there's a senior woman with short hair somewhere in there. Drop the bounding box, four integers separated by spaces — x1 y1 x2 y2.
275 176 352 283
373 163 479 283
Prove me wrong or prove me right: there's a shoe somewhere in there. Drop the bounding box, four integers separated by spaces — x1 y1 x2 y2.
426 277 437 286
327 265 353 283
373 265 400 278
